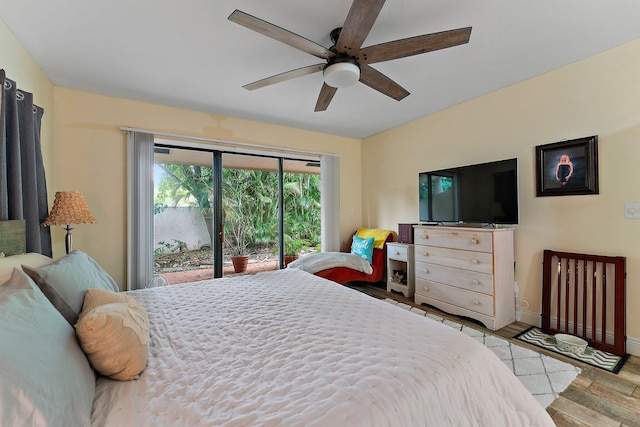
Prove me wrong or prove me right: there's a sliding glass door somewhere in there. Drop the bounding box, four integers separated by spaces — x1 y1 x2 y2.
282 159 321 266
152 146 321 284
153 147 216 283
221 153 281 277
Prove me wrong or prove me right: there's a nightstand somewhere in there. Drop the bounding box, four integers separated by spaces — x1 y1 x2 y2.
386 242 415 298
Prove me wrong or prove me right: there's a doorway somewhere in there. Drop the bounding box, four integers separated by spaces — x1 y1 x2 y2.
152 146 320 284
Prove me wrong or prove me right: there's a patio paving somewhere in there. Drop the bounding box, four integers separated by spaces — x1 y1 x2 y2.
159 260 279 284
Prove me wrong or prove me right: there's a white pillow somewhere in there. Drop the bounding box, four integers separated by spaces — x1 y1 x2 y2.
0 268 95 426
0 252 52 283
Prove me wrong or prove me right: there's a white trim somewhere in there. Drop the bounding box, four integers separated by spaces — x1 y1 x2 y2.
120 126 329 158
627 336 640 357
520 310 541 327
154 137 319 163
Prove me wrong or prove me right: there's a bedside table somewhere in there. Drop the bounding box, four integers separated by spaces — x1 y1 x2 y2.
386 242 415 298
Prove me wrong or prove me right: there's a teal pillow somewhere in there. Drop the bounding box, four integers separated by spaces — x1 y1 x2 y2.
351 235 375 263
22 250 119 325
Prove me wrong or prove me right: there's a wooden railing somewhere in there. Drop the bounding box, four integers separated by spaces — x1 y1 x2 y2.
541 250 626 356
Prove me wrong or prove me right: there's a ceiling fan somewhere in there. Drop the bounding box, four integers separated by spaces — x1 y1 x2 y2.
228 0 471 112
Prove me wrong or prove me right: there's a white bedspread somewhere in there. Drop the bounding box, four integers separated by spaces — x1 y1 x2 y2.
286 252 373 274
91 269 553 426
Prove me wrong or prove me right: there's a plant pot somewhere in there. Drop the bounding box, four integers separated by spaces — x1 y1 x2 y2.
283 255 298 267
230 255 250 273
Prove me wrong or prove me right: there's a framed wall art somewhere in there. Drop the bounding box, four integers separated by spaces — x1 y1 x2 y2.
535 136 599 196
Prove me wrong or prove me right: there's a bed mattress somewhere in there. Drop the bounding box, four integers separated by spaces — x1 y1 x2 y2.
91 269 553 426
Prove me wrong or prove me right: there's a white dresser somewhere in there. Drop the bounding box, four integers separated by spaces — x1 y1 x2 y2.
413 225 515 331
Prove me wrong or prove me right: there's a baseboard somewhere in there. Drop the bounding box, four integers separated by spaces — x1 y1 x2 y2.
519 309 541 327
519 310 639 357
627 337 640 357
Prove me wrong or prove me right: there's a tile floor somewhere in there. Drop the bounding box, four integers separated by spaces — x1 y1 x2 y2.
384 299 582 408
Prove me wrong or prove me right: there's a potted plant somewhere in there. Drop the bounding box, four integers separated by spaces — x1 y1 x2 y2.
225 212 250 273
283 235 309 267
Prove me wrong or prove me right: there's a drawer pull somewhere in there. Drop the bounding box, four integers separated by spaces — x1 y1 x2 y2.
423 251 429 257
471 259 479 264
472 279 479 285
422 234 429 239
472 299 480 306
395 251 401 256
423 268 430 274
423 286 430 292
470 238 479 244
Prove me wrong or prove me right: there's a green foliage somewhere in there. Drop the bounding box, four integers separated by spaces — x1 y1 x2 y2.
154 163 321 256
283 235 310 256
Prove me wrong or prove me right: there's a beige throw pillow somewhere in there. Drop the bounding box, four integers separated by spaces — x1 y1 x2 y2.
75 295 149 381
78 288 136 322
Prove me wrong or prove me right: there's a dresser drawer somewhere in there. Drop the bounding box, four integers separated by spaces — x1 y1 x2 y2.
414 245 493 275
387 243 409 262
414 227 493 253
415 261 494 295
415 278 494 317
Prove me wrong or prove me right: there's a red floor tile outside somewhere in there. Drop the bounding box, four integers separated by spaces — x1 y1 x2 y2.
159 260 280 284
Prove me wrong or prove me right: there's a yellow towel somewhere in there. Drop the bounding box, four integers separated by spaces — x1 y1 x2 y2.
355 228 394 249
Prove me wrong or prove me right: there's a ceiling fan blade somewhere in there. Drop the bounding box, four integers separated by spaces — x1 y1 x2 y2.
359 27 472 64
359 64 409 101
228 10 334 60
243 64 325 91
336 0 386 54
314 83 338 112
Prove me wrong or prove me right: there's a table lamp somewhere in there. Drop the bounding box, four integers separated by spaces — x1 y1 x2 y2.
41 191 97 254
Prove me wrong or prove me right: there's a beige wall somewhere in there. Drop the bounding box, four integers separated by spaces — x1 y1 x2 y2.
3 18 362 288
0 19 55 184
52 89 362 287
363 40 640 345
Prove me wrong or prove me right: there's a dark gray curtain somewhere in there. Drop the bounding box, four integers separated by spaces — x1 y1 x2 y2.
1 69 52 256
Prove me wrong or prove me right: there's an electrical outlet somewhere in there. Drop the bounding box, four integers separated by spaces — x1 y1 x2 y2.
624 202 640 219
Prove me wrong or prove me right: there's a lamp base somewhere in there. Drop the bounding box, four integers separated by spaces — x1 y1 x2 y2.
63 225 74 254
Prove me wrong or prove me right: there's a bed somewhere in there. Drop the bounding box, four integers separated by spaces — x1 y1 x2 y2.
1 222 553 426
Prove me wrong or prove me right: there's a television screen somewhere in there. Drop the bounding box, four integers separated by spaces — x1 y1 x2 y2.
419 158 518 224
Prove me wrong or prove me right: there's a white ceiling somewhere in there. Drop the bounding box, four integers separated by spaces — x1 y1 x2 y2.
2 0 639 139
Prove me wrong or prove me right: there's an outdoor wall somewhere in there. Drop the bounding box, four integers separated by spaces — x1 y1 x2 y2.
154 207 210 253
362 40 640 354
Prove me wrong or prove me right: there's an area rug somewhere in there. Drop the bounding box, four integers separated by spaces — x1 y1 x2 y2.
382 299 581 408
515 327 629 374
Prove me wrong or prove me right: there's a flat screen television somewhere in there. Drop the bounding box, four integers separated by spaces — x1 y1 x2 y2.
419 158 518 225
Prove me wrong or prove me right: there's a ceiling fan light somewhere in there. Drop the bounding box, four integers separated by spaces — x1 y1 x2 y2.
323 62 360 88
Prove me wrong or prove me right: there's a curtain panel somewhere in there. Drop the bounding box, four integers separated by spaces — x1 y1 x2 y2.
127 130 154 290
0 69 51 256
320 154 340 252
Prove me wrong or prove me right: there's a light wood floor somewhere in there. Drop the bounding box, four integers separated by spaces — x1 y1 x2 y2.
353 283 640 427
